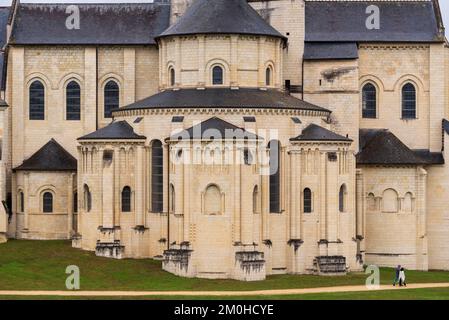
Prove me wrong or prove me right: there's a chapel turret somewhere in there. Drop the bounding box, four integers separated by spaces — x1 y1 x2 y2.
157 0 286 90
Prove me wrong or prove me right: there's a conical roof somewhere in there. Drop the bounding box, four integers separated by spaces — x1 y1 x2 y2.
159 0 285 39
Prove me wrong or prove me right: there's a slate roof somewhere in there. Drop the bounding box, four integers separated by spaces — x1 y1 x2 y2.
304 42 358 60
305 1 445 43
10 3 170 45
290 123 352 142
170 117 260 141
357 129 444 165
78 121 146 141
120 88 330 113
159 0 285 39
14 139 77 171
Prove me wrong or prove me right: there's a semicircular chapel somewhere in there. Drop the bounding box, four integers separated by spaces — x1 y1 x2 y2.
0 0 448 281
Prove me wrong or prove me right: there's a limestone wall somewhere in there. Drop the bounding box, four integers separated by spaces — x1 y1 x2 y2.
13 170 76 240
358 44 432 151
159 35 283 89
362 166 428 270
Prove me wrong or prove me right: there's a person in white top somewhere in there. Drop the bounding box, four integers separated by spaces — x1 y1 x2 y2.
399 267 407 287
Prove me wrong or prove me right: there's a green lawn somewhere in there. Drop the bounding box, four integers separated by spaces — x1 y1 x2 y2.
0 240 448 292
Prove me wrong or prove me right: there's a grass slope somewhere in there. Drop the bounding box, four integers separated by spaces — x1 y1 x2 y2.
0 240 448 292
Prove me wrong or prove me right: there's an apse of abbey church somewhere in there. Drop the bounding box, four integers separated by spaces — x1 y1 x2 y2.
1 0 449 281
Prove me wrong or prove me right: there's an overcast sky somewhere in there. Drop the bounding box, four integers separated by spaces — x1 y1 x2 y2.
0 0 448 35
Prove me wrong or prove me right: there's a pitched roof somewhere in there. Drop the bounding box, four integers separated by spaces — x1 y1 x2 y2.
10 3 170 45
120 88 330 113
305 1 444 43
290 124 352 142
170 117 260 141
159 0 285 39
14 139 77 171
357 129 443 165
443 119 449 135
304 42 359 60
78 121 146 141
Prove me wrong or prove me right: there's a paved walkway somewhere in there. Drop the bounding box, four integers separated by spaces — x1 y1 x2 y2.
1 283 449 297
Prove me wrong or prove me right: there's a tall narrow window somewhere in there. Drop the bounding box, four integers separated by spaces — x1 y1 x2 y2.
266 67 272 86
29 80 45 120
104 80 119 118
73 192 78 213
212 66 223 85
19 191 24 213
402 83 416 119
253 186 259 214
339 184 347 213
170 68 175 86
121 186 131 212
43 192 53 213
362 83 377 118
204 184 221 215
269 140 281 213
151 140 164 212
66 81 81 120
84 184 92 212
303 188 312 213
169 184 175 213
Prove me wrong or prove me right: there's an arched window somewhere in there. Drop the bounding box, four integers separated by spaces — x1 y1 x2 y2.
104 80 119 118
402 83 416 119
266 67 272 86
303 188 312 213
404 192 413 213
29 80 45 120
212 66 224 85
18 191 24 213
73 192 78 213
339 184 347 213
382 189 398 213
268 140 281 213
362 83 377 118
204 184 221 215
367 193 376 211
43 192 53 213
253 186 259 214
66 81 81 120
151 140 164 212
121 186 131 212
84 184 92 212
243 148 253 165
169 67 175 86
169 184 175 213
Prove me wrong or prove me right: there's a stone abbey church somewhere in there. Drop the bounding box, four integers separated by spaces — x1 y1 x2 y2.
0 0 448 281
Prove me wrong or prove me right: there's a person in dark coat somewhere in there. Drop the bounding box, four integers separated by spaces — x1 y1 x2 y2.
393 265 401 286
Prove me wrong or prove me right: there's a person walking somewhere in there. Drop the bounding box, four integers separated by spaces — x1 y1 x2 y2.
399 267 407 287
393 265 401 286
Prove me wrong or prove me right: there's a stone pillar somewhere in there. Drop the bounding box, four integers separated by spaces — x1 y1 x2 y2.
182 146 191 242
429 44 445 152
416 167 428 270
198 36 206 87
11 47 25 168
67 173 75 236
84 48 97 134
326 153 339 256
123 48 136 106
23 172 30 232
135 145 145 227
257 37 265 88
234 151 242 243
230 36 238 87
101 149 114 229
